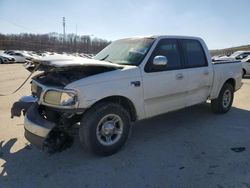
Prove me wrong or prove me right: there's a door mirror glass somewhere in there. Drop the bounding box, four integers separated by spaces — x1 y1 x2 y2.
153 55 168 66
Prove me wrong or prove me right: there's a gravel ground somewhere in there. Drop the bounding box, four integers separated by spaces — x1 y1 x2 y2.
0 64 250 188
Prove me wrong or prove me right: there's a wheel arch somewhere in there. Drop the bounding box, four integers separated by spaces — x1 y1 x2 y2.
87 95 137 122
242 68 246 76
211 78 235 114
224 78 236 90
210 77 236 100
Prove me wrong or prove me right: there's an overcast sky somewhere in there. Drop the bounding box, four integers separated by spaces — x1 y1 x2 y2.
0 0 249 49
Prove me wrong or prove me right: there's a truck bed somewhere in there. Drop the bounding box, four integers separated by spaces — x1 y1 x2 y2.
210 60 242 99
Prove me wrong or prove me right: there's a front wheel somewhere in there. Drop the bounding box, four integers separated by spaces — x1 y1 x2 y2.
79 102 131 156
211 83 234 113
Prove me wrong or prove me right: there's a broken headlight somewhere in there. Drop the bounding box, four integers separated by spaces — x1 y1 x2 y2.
43 90 78 107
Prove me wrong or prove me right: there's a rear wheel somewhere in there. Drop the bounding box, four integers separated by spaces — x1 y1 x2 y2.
79 102 131 156
211 83 234 113
0 58 3 64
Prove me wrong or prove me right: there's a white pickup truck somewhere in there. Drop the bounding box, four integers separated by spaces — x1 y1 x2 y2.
13 36 242 156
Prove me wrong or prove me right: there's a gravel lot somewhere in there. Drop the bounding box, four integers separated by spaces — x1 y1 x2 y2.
0 64 250 188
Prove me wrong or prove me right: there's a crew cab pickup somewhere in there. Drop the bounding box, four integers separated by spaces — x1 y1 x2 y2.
13 36 242 156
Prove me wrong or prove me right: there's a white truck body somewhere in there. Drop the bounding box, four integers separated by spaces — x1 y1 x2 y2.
63 36 242 119
15 35 242 155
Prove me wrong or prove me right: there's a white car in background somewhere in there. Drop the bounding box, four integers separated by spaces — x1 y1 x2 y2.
214 51 250 61
0 52 15 64
242 56 250 77
6 51 28 63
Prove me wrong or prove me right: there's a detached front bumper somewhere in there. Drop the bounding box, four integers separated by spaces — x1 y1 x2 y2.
24 103 56 149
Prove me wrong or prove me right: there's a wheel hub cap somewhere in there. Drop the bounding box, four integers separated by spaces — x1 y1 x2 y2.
102 122 115 135
96 114 124 146
222 90 231 108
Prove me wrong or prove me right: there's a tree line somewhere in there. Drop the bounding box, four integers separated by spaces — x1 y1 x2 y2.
0 33 110 54
210 45 250 56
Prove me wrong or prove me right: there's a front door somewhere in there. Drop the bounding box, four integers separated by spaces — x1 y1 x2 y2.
141 39 189 118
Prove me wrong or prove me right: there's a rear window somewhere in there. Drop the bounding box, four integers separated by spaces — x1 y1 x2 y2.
182 40 207 68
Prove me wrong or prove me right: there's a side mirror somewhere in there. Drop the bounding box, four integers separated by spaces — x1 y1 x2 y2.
153 56 168 66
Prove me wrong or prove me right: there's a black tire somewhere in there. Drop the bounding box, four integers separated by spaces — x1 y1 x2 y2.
0 58 3 64
211 83 234 113
79 102 131 156
242 69 246 78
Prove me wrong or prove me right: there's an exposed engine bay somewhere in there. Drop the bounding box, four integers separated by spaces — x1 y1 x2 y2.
32 66 118 87
12 55 124 153
12 65 119 153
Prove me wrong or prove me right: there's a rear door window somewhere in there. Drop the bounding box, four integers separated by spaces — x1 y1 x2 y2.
181 39 208 68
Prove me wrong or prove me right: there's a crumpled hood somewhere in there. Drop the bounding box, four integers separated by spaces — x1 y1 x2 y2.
26 54 123 71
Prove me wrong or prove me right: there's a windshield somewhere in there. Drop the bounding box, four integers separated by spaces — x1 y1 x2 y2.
94 38 155 66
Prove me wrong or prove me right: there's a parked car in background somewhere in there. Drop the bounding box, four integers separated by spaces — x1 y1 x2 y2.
211 54 224 62
242 56 250 77
0 52 15 64
4 50 15 54
6 52 28 63
213 51 250 61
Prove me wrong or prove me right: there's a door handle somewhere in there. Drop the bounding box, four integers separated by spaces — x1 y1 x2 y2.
130 81 141 87
176 73 184 80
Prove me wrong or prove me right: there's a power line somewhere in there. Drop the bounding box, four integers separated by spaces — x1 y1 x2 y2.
0 17 37 33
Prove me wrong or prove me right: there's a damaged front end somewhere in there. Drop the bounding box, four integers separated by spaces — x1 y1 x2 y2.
12 55 123 153
24 103 82 153
16 77 84 153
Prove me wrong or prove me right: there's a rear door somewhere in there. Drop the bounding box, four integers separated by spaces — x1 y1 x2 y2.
180 39 213 106
142 39 189 118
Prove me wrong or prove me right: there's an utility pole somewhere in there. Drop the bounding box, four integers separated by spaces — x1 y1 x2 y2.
75 24 78 52
75 24 77 36
62 17 66 42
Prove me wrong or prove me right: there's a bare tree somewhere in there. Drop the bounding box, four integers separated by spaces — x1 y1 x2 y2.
0 33 110 54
